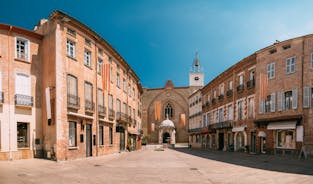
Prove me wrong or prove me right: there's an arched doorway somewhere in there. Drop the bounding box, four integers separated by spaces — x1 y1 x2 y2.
162 132 171 143
235 132 245 151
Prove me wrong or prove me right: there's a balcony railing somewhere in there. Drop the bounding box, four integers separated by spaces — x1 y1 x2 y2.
209 120 233 130
98 105 106 116
67 94 80 109
218 95 224 101
108 108 115 120
246 79 255 89
236 84 244 93
226 89 233 97
15 94 33 107
85 100 95 113
188 128 202 133
116 112 131 123
0 91 3 104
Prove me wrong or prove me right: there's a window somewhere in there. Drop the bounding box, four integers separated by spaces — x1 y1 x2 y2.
249 70 255 80
239 75 244 85
84 82 93 108
282 44 291 50
228 81 233 90
128 105 132 117
206 113 210 125
265 95 271 113
202 115 206 127
213 90 216 98
97 58 103 75
98 48 103 56
97 88 104 107
267 63 275 79
284 91 292 110
269 49 277 54
132 88 135 99
228 105 233 120
128 84 131 97
122 102 127 114
84 50 92 67
99 125 104 146
85 38 91 47
116 73 120 88
66 39 76 58
108 94 113 110
116 99 121 113
286 57 296 74
164 103 173 118
218 108 224 123
277 130 295 149
109 126 113 145
123 79 127 92
17 122 29 148
15 73 30 96
220 84 224 95
110 67 113 83
67 28 76 37
16 37 29 61
248 97 254 118
237 100 243 120
67 74 78 96
68 121 77 147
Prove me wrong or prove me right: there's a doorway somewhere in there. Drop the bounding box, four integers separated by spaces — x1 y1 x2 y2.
250 132 256 153
120 131 125 151
218 133 224 150
162 132 170 143
86 124 92 157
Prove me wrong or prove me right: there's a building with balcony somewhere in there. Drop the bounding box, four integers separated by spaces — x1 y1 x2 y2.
0 10 143 161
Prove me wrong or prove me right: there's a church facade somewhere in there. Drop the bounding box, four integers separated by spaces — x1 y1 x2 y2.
141 53 203 145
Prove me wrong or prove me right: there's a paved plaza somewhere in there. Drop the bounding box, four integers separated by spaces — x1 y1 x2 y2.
0 146 313 184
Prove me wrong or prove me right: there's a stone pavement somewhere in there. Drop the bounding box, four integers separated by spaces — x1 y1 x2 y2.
0 146 312 184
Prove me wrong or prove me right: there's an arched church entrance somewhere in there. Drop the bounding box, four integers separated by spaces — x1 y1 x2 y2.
162 132 171 143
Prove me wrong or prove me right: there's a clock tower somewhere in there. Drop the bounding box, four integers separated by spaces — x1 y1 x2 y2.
189 51 204 87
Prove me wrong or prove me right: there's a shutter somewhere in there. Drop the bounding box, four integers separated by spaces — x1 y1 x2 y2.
259 101 264 114
282 92 285 110
292 88 298 109
236 102 239 119
271 92 276 112
303 87 311 108
278 92 282 111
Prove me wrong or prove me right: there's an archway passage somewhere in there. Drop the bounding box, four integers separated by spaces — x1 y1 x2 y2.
162 132 171 143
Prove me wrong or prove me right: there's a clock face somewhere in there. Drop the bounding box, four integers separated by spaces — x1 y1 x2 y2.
194 76 199 81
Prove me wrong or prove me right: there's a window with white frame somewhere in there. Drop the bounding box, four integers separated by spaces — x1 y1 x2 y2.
206 113 210 125
84 50 91 67
286 57 296 74
220 84 224 95
265 95 271 113
16 37 29 61
237 100 244 120
284 91 292 110
228 81 233 90
213 90 216 98
66 39 76 58
15 73 31 96
218 108 224 123
239 75 244 85
267 63 275 79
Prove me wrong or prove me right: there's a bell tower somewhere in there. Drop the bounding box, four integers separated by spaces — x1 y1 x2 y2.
189 51 204 87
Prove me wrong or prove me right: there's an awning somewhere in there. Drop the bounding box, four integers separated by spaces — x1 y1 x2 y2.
99 118 114 124
67 112 94 119
232 125 246 132
258 131 266 137
267 121 296 130
128 130 140 135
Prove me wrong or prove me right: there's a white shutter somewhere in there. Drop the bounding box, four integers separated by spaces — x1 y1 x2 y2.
303 87 311 108
271 92 276 112
15 73 29 95
292 88 298 109
259 101 264 114
278 92 283 111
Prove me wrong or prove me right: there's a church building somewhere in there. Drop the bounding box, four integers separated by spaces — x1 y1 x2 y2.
141 53 204 145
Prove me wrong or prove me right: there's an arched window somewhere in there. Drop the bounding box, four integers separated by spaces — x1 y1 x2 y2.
164 103 173 118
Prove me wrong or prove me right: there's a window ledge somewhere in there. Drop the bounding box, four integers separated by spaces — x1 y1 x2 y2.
99 145 105 148
67 55 77 61
84 64 93 70
14 58 30 64
108 144 113 147
17 147 30 150
68 146 78 150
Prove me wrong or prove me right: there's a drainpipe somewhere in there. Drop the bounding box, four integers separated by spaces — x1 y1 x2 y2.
301 38 305 146
8 26 12 160
95 41 98 157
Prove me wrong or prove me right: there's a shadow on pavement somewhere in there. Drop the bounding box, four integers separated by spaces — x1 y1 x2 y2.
173 148 313 175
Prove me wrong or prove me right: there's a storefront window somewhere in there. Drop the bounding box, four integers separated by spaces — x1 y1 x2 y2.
277 130 295 149
17 122 29 148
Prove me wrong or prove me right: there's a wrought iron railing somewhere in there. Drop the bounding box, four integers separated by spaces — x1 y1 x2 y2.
15 94 33 107
108 108 115 120
85 99 95 112
246 79 255 89
67 94 80 109
236 84 244 93
98 105 106 116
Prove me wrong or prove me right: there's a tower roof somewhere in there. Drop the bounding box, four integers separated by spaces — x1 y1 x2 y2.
193 51 201 67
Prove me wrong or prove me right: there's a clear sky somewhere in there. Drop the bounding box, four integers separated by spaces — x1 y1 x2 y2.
1 0 313 88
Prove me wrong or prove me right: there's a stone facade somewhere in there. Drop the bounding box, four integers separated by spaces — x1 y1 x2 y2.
142 80 200 144
0 10 143 161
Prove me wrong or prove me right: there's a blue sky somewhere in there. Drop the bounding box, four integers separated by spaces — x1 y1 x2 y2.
1 1 313 88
